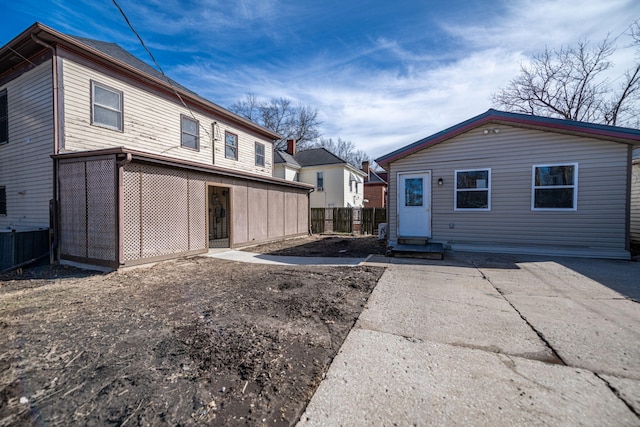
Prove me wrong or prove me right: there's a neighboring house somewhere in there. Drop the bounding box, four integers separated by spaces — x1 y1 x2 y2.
376 109 640 259
0 23 312 270
274 141 367 208
273 140 301 181
632 149 640 244
361 161 387 208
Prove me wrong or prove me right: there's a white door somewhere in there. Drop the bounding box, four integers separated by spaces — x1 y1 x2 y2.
398 172 431 238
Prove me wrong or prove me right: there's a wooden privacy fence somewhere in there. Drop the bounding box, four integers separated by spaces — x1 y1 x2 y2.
311 208 386 235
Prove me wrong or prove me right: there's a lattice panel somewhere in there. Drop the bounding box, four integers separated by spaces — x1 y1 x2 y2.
188 172 207 251
142 166 189 258
123 163 199 261
122 164 142 261
86 159 116 261
58 161 87 258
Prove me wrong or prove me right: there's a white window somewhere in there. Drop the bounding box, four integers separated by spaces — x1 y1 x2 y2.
532 164 577 210
91 81 123 131
455 169 491 210
225 132 238 160
181 115 199 150
255 142 265 166
316 172 324 191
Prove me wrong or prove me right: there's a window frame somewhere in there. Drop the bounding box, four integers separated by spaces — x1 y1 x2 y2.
316 171 324 191
180 114 200 151
225 131 238 160
90 80 123 132
255 142 265 167
0 186 6 215
0 89 7 145
454 168 491 211
531 163 578 211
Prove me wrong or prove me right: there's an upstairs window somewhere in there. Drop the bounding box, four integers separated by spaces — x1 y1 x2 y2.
255 142 265 167
91 81 123 131
225 132 238 160
316 171 324 191
0 186 6 215
532 164 577 210
0 90 7 144
455 169 491 210
181 115 199 150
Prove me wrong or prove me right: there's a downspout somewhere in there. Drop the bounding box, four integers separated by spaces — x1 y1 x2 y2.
625 145 632 256
31 33 60 265
308 188 314 235
117 153 133 266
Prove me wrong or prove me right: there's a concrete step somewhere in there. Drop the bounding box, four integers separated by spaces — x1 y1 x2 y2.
388 243 445 260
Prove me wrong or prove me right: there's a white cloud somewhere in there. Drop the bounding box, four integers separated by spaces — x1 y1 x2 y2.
169 0 639 160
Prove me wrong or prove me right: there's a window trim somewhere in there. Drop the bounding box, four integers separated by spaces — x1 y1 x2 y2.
90 80 123 132
531 163 578 211
0 186 6 216
225 131 238 160
255 142 265 167
180 114 200 151
454 168 491 211
316 171 324 191
0 89 7 145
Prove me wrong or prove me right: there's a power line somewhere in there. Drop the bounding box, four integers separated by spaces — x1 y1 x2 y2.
110 0 213 145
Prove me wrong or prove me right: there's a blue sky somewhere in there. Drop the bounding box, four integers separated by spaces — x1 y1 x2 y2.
1 0 638 159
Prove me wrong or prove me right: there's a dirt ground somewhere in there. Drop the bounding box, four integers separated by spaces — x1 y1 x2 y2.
0 236 385 426
244 234 387 258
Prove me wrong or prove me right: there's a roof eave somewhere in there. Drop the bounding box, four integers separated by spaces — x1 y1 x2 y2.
376 109 640 167
52 147 314 189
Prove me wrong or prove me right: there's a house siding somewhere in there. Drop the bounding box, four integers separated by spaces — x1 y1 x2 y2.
301 165 365 208
301 165 341 208
0 60 54 230
631 160 640 244
364 183 386 208
388 125 629 253
340 168 365 208
61 58 273 177
273 164 299 181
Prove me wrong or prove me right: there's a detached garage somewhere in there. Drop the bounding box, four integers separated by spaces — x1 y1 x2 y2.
376 109 640 259
54 148 312 269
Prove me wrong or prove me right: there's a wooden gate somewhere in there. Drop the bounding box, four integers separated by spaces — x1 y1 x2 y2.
310 207 386 234
311 208 325 233
362 208 387 235
333 208 353 233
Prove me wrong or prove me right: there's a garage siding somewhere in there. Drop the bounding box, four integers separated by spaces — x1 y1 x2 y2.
631 160 640 244
388 125 629 252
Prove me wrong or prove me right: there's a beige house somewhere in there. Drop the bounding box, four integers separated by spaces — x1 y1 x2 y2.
0 23 312 270
376 109 640 259
274 141 367 208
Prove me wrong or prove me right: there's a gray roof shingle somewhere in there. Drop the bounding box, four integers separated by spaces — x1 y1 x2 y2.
69 36 199 97
293 148 347 166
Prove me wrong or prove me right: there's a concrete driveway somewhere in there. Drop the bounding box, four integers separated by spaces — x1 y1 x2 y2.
298 252 640 426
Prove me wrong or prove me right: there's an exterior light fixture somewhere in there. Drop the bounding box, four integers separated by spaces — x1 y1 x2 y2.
438 178 444 186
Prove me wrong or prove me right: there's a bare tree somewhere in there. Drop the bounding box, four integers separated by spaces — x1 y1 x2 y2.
493 20 640 127
313 137 370 169
229 94 322 150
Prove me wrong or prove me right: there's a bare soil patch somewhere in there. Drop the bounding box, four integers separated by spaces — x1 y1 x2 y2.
0 256 383 426
244 234 386 258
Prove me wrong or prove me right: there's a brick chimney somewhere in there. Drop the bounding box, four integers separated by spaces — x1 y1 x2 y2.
286 139 296 155
362 161 370 180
